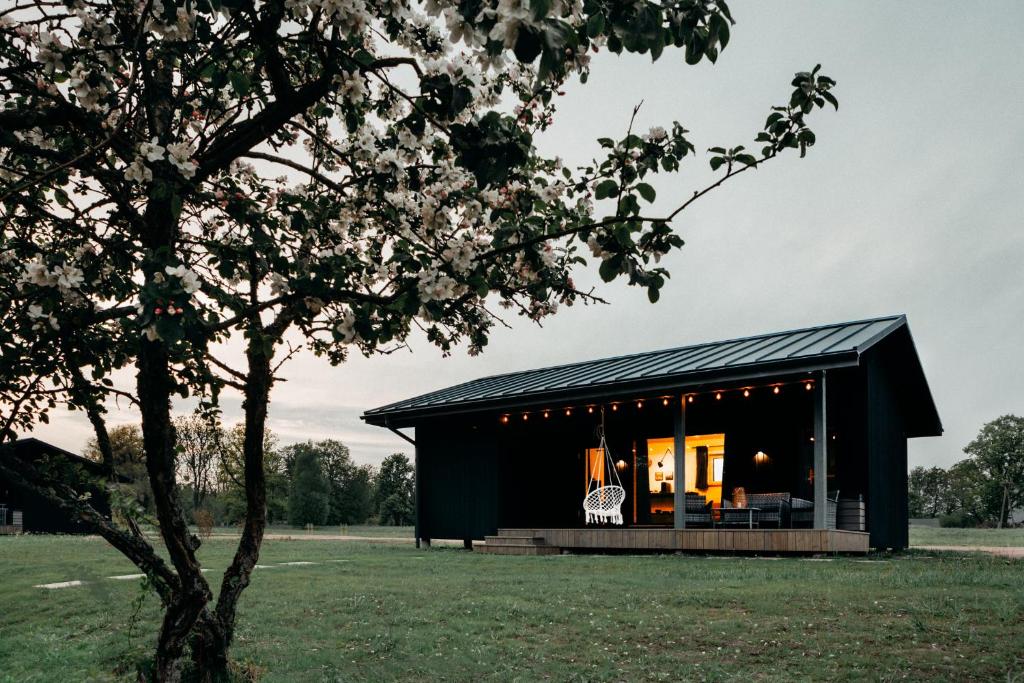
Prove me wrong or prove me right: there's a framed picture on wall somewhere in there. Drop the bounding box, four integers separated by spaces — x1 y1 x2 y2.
665 472 674 481
654 471 663 482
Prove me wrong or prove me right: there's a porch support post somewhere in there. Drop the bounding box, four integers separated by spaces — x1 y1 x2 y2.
673 395 687 530
813 371 828 529
414 441 423 548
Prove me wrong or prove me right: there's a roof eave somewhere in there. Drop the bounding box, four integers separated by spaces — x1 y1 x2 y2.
362 352 861 427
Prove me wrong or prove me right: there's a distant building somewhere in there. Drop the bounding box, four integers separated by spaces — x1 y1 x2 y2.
0 438 112 534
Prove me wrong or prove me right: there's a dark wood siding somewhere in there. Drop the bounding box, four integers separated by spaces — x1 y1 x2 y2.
416 419 499 541
865 340 910 550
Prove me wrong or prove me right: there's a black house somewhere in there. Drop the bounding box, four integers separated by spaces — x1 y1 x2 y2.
0 438 111 534
363 315 942 552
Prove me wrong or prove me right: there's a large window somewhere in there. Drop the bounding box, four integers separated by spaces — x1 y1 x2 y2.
646 434 726 516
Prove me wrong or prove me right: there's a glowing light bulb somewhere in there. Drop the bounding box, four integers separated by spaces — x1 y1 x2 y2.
773 386 780 395
715 392 722 401
743 389 750 398
687 395 694 403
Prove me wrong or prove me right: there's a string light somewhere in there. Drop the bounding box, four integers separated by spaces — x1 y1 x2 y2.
495 380 817 423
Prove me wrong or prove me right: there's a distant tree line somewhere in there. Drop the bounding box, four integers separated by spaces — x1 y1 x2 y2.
909 415 1024 527
85 414 415 529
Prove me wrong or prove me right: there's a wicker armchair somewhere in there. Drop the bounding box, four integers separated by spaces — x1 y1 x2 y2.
745 492 791 528
682 493 714 527
790 490 839 528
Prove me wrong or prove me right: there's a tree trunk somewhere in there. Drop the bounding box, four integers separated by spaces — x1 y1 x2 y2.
138 340 213 680
190 330 275 676
998 484 1009 529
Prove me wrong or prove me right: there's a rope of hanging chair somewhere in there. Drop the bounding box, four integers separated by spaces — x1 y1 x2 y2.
583 407 625 525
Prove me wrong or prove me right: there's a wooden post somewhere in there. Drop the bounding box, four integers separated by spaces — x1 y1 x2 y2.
814 371 828 529
414 440 423 548
673 395 687 530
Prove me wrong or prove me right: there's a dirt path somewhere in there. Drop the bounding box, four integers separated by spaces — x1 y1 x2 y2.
914 545 1024 559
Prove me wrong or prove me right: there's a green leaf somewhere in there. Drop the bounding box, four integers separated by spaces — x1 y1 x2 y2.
647 286 660 303
709 156 726 171
821 90 839 110
228 71 250 95
594 179 618 200
586 13 605 38
636 183 656 203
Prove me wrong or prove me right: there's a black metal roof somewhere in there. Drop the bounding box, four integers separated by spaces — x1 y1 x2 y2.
363 314 936 429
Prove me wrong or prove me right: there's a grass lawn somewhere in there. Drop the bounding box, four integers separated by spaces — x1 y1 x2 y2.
909 524 1024 548
1 536 1022 682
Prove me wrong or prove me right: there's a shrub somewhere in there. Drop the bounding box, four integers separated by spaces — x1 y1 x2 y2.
939 511 977 528
194 509 215 540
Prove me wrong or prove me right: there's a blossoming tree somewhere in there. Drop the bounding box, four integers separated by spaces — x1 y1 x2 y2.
0 0 837 678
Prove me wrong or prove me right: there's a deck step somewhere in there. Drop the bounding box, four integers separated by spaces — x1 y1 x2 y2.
483 535 546 547
474 543 561 556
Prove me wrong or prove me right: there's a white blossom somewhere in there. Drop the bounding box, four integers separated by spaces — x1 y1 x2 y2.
166 141 197 178
165 264 201 294
124 158 153 183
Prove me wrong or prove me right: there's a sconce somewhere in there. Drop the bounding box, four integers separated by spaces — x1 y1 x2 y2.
615 459 628 472
753 450 770 466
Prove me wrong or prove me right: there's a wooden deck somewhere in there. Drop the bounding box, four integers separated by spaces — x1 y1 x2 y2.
475 527 869 555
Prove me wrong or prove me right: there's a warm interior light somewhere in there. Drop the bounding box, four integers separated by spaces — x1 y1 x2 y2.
615 459 628 472
522 413 528 421
636 400 643 409
587 406 594 414
805 382 813 391
687 395 694 403
543 411 549 419
611 403 618 411
501 415 509 424
662 397 670 406
753 450 770 466
565 408 572 416
715 392 722 400
773 386 780 395
743 389 750 398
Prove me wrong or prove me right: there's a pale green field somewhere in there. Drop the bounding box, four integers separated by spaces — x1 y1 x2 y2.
909 525 1024 547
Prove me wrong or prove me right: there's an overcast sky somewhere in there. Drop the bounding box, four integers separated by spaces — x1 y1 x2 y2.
31 1 1024 470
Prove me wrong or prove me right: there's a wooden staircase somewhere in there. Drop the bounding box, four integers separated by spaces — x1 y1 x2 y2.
474 529 561 555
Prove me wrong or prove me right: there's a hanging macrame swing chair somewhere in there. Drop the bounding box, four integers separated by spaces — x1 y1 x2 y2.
582 408 626 525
